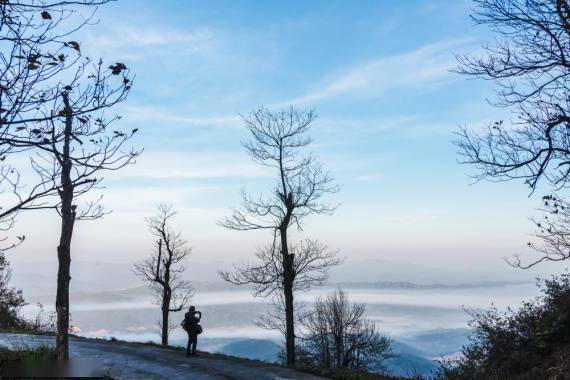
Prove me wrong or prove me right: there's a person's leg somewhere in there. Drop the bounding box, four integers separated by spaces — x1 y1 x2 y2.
186 333 191 355
191 334 197 355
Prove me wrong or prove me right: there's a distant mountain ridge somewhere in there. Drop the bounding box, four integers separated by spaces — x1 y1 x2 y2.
10 257 546 297
24 279 533 305
331 280 531 290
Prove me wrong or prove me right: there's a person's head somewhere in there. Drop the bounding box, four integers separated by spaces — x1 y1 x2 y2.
189 306 195 312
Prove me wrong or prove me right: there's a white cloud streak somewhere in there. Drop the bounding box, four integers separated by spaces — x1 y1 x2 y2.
118 152 269 180
118 105 240 129
286 39 474 105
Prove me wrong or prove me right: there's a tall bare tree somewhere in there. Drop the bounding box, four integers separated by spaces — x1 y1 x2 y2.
220 107 340 365
14 65 137 360
455 0 570 191
134 205 192 348
0 2 139 359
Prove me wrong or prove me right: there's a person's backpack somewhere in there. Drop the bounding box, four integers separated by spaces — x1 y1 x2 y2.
181 315 192 331
182 313 202 334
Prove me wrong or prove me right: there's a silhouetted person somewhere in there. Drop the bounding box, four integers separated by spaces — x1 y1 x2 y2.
183 305 202 356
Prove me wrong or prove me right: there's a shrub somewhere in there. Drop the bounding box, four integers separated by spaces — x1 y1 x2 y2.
0 254 26 329
21 303 57 334
437 273 570 379
0 344 56 361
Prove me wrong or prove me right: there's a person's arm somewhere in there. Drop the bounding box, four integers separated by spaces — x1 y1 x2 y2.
196 311 202 321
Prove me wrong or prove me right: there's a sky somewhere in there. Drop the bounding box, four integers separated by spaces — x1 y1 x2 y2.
7 0 563 278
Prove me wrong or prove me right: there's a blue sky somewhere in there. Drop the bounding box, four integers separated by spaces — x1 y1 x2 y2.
9 0 559 277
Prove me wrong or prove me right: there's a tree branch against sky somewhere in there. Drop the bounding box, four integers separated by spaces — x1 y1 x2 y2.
0 1 529 272
455 0 570 191
509 195 570 269
0 1 114 220
455 0 570 270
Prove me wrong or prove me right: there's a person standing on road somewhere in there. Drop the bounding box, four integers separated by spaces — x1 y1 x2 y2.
183 306 202 356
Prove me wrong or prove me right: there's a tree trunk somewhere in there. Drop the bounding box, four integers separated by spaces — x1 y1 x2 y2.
56 94 75 360
283 271 295 365
55 196 74 360
161 289 171 348
281 226 295 366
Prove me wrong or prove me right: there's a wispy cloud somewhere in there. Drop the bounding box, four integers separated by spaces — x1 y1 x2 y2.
88 26 215 48
118 105 240 129
82 26 217 61
285 39 474 105
90 185 229 215
119 27 214 47
118 152 269 181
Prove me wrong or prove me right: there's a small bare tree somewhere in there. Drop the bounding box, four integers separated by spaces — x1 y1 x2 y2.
220 107 340 365
134 205 192 348
298 289 394 371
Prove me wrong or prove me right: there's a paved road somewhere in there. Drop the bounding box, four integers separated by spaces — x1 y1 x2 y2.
0 333 323 379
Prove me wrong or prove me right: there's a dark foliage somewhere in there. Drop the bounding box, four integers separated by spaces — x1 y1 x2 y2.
438 273 570 379
0 254 25 329
0 254 56 333
0 344 56 362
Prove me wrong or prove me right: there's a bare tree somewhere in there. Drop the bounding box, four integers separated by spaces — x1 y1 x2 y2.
0 2 112 257
455 0 570 191
19 67 137 360
298 289 394 371
134 205 192 348
0 2 139 359
220 107 340 365
0 1 113 220
508 194 570 268
221 239 342 339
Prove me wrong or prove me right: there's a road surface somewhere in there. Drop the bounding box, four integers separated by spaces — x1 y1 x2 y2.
0 333 323 379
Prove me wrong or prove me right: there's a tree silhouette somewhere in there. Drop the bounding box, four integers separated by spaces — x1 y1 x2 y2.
134 205 192 348
298 290 394 371
221 239 341 341
220 107 340 365
0 1 139 359
455 0 570 191
509 195 570 268
0 1 112 222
